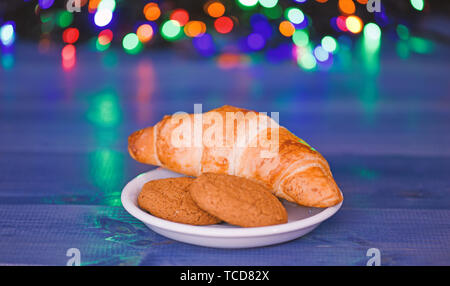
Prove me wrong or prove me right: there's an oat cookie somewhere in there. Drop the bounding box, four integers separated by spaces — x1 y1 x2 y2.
189 173 288 227
138 177 221 225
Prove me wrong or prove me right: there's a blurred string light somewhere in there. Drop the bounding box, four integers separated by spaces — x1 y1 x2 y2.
170 9 189 26
89 0 102 13
122 33 142 54
214 16 234 34
143 2 161 21
338 0 356 15
14 0 435 71
39 0 55 10
364 23 381 42
410 0 425 11
297 47 317 70
62 27 79 44
279 21 295 37
0 22 15 47
313 45 329 62
87 91 122 128
285 7 305 25
346 15 363 34
321 36 337 53
205 1 226 18
263 5 282 19
1 53 14 70
193 33 215 56
92 0 116 28
98 0 116 12
247 33 265 51
161 20 183 41
396 24 409 40
94 7 113 27
335 16 348 32
362 23 381 74
96 29 113 51
61 44 76 70
184 21 207 38
250 14 272 39
292 29 309 46
136 24 153 43
259 0 278 9
238 0 259 9
409 37 433 54
57 11 74 28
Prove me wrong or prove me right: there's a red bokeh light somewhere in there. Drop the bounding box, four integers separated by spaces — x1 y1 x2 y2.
61 44 76 60
62 28 79 44
336 16 348 32
214 16 233 34
170 9 189 26
98 29 113 45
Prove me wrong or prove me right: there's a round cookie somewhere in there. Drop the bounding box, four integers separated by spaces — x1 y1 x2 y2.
138 177 221 225
189 173 288 227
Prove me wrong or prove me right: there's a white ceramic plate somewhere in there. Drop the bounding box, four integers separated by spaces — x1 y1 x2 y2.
121 168 342 248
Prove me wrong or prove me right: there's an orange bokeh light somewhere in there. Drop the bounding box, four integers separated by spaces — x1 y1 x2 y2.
279 21 295 37
207 2 225 18
143 2 161 21
136 24 154 43
338 0 356 15
184 21 207 38
88 0 101 13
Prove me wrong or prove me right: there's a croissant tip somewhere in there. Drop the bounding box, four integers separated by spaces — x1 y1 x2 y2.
128 129 143 160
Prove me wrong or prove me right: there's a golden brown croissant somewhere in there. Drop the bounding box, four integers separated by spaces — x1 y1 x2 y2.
128 105 343 208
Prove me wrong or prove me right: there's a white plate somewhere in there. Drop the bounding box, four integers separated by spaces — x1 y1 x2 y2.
121 168 343 248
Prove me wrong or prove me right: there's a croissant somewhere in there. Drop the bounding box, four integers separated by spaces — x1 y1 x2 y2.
128 105 343 208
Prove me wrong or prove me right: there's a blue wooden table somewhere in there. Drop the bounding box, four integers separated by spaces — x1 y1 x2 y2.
0 43 449 266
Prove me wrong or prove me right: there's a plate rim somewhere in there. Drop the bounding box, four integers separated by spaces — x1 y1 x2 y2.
121 168 343 238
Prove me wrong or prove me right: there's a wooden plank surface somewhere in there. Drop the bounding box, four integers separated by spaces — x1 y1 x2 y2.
0 44 449 265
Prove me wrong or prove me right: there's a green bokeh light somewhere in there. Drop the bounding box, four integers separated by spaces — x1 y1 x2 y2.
285 7 304 24
298 52 316 71
122 33 142 54
409 37 434 54
57 11 73 28
363 23 381 41
86 92 122 128
161 20 182 41
96 39 110 52
396 41 410 59
410 0 424 11
98 0 116 12
263 5 282 19
259 0 278 9
237 0 258 9
292 30 309 47
396 24 409 40
321 36 337 53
